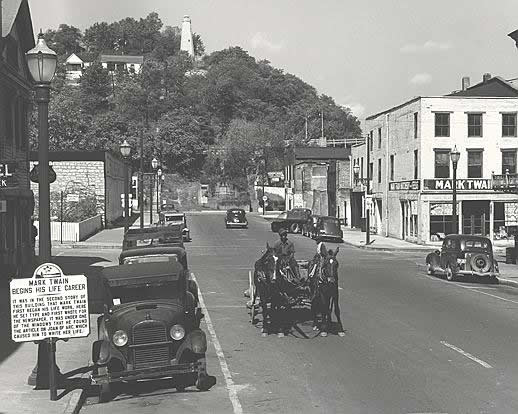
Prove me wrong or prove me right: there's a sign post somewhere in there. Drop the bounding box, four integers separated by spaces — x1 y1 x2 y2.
10 263 89 401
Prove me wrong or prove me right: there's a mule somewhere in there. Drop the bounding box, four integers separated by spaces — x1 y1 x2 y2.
311 244 344 337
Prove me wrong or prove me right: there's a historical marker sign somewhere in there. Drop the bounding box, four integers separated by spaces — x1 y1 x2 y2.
10 263 89 342
0 162 18 188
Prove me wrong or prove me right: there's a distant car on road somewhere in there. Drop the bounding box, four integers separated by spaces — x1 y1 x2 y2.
270 208 312 233
313 216 343 242
225 208 248 228
159 210 191 241
92 262 215 402
425 234 499 281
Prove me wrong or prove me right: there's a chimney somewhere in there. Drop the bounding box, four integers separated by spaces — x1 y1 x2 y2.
462 76 470 91
483 73 492 82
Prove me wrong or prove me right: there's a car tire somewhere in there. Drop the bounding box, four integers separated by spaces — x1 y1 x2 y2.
290 223 300 233
426 263 435 275
445 264 456 282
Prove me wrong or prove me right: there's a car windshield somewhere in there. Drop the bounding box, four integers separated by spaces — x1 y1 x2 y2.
122 254 178 265
229 210 244 216
323 218 340 225
465 239 489 249
110 282 180 304
165 215 184 222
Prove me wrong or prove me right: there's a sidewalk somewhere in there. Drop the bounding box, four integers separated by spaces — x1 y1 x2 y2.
339 227 518 289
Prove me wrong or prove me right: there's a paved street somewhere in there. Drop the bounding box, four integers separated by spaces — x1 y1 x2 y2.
64 213 518 413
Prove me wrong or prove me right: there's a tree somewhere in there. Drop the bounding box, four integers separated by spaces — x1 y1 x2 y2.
79 62 112 114
44 24 83 58
83 22 117 54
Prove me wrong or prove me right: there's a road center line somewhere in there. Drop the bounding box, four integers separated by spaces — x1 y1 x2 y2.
440 340 492 368
191 273 243 414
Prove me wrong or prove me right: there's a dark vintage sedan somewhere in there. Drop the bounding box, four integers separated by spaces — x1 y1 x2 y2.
91 262 216 402
426 234 499 281
122 226 184 251
270 208 312 233
159 210 191 241
314 216 343 242
225 208 248 228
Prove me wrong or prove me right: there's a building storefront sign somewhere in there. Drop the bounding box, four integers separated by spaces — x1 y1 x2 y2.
423 179 491 191
0 163 18 188
389 180 420 191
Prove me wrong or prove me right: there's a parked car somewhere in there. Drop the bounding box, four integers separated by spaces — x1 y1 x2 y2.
91 261 216 402
425 234 499 281
122 226 184 251
314 216 343 242
159 210 191 241
302 215 320 237
270 208 312 233
225 208 248 229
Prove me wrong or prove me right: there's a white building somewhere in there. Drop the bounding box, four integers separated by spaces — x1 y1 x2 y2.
99 54 143 74
352 75 518 244
64 53 88 83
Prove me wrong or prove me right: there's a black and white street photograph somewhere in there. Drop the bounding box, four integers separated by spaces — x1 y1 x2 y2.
4 1 518 413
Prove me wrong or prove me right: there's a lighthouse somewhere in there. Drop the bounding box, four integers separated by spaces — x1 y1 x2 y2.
180 15 195 58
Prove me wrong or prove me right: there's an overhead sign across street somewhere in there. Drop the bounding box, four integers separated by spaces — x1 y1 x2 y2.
10 263 89 342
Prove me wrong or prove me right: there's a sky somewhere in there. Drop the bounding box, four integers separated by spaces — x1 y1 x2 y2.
29 0 518 130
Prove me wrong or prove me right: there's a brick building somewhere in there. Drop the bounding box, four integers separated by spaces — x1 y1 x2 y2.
352 75 518 244
30 151 126 227
284 147 352 223
0 0 35 277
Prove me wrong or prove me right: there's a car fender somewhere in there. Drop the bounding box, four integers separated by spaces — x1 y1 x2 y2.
175 329 207 360
94 339 126 367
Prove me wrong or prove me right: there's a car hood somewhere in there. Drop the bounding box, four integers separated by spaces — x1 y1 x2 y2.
107 301 185 334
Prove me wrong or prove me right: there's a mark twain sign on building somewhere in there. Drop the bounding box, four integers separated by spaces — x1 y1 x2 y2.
423 179 492 191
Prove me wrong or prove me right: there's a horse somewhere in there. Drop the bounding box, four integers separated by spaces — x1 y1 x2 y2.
253 243 285 337
310 243 344 337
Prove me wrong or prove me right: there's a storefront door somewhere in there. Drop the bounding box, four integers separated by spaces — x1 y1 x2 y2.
462 200 489 236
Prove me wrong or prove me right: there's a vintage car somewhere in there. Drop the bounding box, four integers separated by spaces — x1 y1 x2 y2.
425 234 499 281
225 208 248 229
159 210 191 241
302 215 320 237
120 245 189 267
313 216 343 242
270 208 312 233
122 226 184 251
91 262 216 402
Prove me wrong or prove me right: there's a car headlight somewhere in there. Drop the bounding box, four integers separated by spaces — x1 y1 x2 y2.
112 330 128 347
170 324 185 341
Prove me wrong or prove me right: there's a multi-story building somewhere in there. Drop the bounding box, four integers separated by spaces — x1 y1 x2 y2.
285 147 352 223
0 0 35 277
352 74 518 244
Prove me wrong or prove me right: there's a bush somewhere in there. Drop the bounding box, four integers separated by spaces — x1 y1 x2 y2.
50 190 99 222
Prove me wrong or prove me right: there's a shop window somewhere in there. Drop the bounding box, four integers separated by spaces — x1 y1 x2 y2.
502 150 517 174
435 113 450 137
468 113 483 137
502 113 517 137
430 203 454 239
467 150 483 178
434 150 450 178
390 155 394 181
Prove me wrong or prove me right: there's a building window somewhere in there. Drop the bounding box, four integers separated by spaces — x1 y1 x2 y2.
369 131 373 151
390 155 394 181
378 128 382 148
378 159 382 183
414 112 418 139
502 113 517 137
467 113 483 137
502 150 517 174
435 113 450 137
414 150 418 179
360 157 364 179
434 150 450 178
369 162 373 181
467 150 483 178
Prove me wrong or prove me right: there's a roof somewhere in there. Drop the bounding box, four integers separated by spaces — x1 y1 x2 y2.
65 53 83 65
120 246 186 260
366 97 421 121
444 234 492 242
291 147 350 160
29 151 108 162
101 262 182 287
1 0 34 51
99 54 143 64
448 76 518 97
2 0 21 37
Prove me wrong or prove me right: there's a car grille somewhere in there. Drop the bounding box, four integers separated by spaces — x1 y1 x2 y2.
132 322 167 345
134 345 170 368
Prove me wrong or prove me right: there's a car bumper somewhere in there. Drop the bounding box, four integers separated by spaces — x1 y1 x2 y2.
91 361 203 385
318 234 343 240
226 221 247 227
456 270 499 277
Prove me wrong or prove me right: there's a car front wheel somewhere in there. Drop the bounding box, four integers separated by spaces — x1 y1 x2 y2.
445 264 456 282
427 263 434 275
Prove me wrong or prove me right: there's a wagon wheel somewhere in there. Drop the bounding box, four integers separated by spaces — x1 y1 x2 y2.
290 223 300 233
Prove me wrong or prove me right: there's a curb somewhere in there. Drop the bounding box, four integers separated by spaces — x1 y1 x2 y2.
341 239 430 253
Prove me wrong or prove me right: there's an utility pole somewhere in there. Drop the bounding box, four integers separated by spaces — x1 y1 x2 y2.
139 128 144 228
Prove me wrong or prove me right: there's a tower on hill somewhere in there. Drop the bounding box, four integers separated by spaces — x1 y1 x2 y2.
180 15 194 58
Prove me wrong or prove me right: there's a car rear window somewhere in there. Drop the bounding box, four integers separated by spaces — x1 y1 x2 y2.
465 240 489 249
165 215 184 222
123 255 178 265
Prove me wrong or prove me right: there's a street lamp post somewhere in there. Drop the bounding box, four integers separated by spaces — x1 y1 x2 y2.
450 146 460 234
150 158 158 224
366 134 371 245
157 168 162 216
120 140 131 233
25 31 59 396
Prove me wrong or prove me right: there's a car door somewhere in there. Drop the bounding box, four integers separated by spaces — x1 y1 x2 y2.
439 239 449 269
